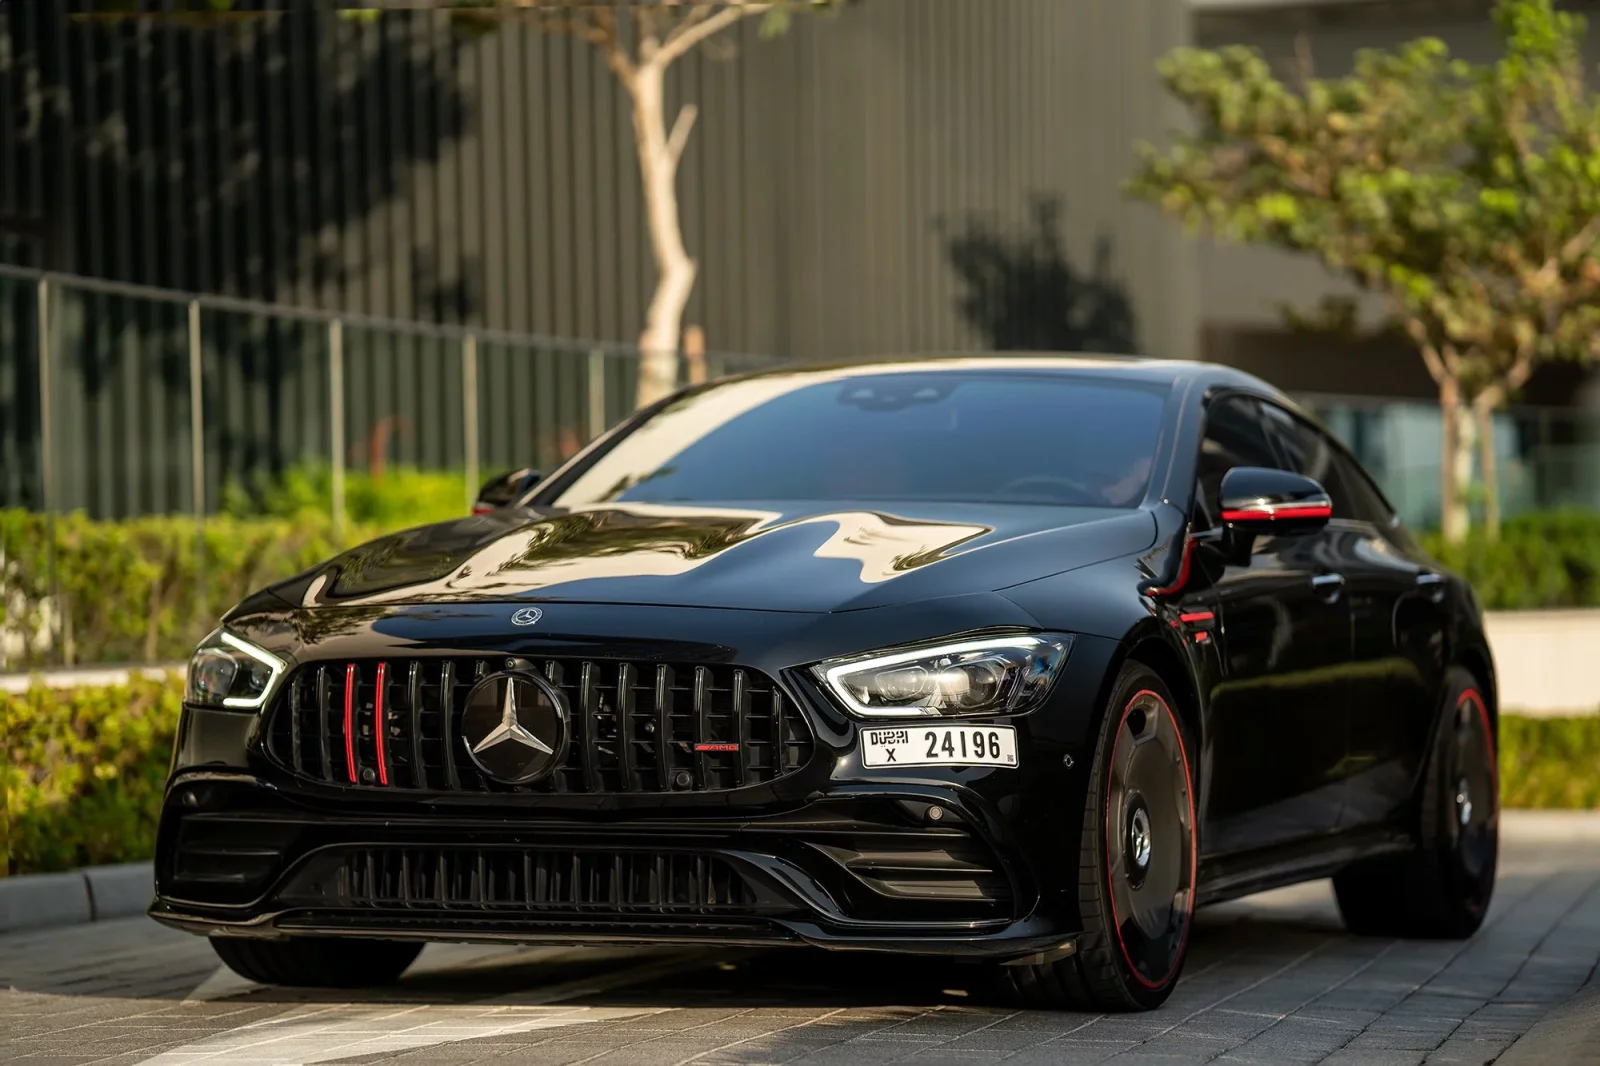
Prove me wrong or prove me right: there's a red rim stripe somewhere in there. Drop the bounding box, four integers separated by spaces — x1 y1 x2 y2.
343 663 358 784
374 662 390 786
1460 688 1497 795
1221 503 1332 522
1105 689 1197 991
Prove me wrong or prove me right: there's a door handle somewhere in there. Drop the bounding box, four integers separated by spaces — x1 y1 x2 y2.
1311 573 1346 601
1415 571 1446 602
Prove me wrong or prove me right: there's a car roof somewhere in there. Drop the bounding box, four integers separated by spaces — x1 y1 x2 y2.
723 352 1291 405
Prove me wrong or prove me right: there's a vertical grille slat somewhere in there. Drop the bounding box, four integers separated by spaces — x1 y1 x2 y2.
268 656 812 796
693 666 711 790
316 664 333 783
732 669 749 789
439 660 461 791
407 662 427 790
617 662 637 791
655 664 674 790
578 661 602 793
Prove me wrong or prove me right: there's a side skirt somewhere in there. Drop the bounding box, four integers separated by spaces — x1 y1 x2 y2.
1195 826 1414 908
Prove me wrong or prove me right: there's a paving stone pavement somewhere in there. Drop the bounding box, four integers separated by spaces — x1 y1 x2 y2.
3 812 1598 1066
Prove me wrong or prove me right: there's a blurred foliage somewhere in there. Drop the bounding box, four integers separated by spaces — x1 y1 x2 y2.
0 510 376 666
1422 509 1600 609
2 675 181 875
220 463 467 530
1501 714 1600 809
2 670 1592 876
1128 0 1600 541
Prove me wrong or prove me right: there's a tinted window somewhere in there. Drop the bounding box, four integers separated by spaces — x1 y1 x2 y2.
545 370 1168 508
1195 395 1280 527
1260 404 1355 520
1330 448 1400 529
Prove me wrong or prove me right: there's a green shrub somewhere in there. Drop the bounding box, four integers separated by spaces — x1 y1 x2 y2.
0 510 382 666
221 462 468 530
1 670 1596 876
1423 510 1600 610
2 675 182 875
1500 714 1600 810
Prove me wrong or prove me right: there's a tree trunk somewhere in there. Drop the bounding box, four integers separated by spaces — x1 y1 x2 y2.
628 63 696 409
1473 394 1501 541
1438 376 1473 544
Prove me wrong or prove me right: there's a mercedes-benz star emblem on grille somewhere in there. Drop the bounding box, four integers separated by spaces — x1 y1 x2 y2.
459 672 568 784
511 606 543 626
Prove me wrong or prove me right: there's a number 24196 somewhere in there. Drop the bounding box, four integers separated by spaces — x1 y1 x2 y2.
927 729 1005 760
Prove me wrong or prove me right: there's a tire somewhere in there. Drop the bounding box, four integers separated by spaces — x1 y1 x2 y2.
209 936 423 987
1333 665 1498 939
1001 661 1197 1011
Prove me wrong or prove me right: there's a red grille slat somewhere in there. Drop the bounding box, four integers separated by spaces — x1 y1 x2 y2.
342 663 358 784
374 662 390 787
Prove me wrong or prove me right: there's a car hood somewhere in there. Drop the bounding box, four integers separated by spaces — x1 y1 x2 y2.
260 501 1156 615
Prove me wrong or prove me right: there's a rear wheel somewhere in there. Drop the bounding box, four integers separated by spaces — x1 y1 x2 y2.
1333 666 1497 938
1002 661 1196 1011
209 936 422 987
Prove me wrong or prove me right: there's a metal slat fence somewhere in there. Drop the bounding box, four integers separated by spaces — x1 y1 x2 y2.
0 262 774 525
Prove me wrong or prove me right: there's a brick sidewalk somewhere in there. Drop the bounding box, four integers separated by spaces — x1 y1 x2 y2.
3 812 1598 1066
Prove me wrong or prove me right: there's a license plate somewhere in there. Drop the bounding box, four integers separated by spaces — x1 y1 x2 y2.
860 724 1018 768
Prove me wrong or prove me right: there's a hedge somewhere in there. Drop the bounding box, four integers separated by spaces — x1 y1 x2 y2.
1422 509 1600 611
2 675 1596 876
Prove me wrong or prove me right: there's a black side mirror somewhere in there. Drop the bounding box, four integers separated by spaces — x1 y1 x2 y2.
472 468 541 515
1218 467 1332 536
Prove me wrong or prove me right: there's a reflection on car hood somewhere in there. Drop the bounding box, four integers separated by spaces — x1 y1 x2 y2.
265 501 1156 614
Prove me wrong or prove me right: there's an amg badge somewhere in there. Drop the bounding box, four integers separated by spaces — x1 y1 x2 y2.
459 672 568 784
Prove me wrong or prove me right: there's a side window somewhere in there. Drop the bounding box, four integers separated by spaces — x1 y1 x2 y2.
1331 448 1402 530
1195 395 1281 529
1260 403 1354 520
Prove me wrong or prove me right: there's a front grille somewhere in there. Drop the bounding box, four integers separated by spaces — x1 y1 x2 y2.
265 657 814 795
283 846 762 917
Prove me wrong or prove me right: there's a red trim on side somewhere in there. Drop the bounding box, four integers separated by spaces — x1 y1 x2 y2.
471 504 495 515
1178 610 1214 624
1221 503 1332 522
693 743 740 753
374 662 390 786
343 663 358 784
1147 537 1195 597
1105 688 1197 992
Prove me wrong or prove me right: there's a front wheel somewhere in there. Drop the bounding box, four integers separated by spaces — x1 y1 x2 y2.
1001 661 1197 1011
1334 666 1498 938
210 936 423 987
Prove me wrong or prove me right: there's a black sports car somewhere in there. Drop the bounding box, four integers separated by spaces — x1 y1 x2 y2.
152 356 1498 1011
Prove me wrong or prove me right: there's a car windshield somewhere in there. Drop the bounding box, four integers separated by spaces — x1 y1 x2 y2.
544 368 1169 509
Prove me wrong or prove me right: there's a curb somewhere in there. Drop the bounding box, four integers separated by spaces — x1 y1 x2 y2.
1496 971 1600 1065
0 862 153 935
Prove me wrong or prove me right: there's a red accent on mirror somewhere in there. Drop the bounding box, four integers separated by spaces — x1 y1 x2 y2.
374 662 390 786
1221 503 1332 522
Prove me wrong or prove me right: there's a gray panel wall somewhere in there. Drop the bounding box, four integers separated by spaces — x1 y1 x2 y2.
1 0 1195 362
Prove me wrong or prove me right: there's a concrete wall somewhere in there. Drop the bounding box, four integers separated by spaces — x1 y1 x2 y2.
1485 610 1600 716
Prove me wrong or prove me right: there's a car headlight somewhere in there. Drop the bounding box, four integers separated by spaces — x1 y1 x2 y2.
185 629 287 711
813 633 1073 718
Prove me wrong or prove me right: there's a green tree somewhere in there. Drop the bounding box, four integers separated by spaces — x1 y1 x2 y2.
457 2 835 409
1128 0 1600 542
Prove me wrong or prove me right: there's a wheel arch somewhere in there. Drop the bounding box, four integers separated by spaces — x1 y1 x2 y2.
1100 620 1206 769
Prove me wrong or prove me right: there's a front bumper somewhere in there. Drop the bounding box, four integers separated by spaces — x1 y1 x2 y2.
150 773 1077 961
